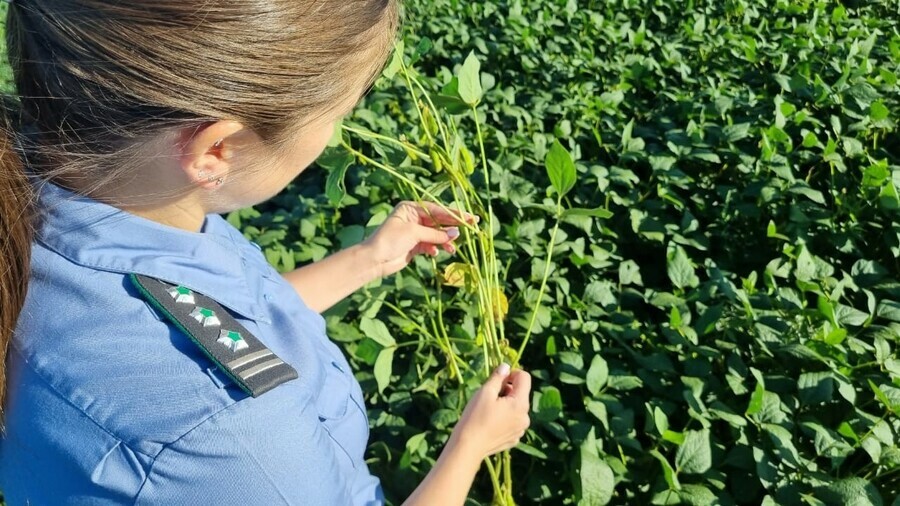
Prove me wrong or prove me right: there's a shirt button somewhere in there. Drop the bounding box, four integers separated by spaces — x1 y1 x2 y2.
264 293 273 302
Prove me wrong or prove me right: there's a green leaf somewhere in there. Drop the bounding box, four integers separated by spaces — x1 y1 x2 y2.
545 140 577 197
825 328 849 346
835 304 870 327
650 450 681 491
746 381 765 415
409 37 433 66
678 484 718 506
586 355 609 396
457 51 483 105
536 386 563 422
381 41 403 79
863 161 891 188
562 207 613 219
802 131 819 148
432 93 471 115
515 442 548 460
861 436 882 464
360 317 396 348
838 421 859 443
318 149 354 207
430 409 459 430
764 424 802 468
404 432 428 456
675 429 712 475
818 478 884 506
869 380 900 415
723 123 752 142
619 260 644 286
653 406 669 435
798 372 834 405
667 245 699 290
586 400 608 429
374 347 394 394
818 296 838 327
766 220 788 240
606 375 643 391
708 402 748 427
879 178 900 210
870 100 889 122
580 429 614 505
877 301 900 322
353 338 380 365
663 430 686 445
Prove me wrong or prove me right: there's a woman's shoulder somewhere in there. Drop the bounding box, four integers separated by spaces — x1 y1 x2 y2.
13 243 314 454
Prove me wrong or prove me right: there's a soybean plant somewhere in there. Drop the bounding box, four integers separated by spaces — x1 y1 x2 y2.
327 44 607 505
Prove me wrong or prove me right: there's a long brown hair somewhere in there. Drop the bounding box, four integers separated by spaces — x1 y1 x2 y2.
0 0 398 418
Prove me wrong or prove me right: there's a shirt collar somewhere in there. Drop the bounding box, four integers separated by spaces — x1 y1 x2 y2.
33 180 266 322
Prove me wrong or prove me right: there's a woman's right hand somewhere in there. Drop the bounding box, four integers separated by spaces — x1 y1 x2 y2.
402 364 532 506
448 363 532 462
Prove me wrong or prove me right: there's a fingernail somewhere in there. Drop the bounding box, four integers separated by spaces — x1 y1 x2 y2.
447 227 460 239
497 363 511 376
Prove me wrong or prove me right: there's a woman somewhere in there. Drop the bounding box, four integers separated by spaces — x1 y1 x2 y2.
0 1 531 504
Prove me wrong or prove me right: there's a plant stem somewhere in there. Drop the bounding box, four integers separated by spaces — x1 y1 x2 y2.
405 68 452 148
483 458 504 501
513 196 563 367
342 125 429 159
350 56 520 506
430 256 464 382
503 451 514 504
342 142 479 233
471 104 506 352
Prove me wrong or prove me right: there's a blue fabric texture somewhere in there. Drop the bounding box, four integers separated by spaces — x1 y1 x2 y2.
0 182 383 505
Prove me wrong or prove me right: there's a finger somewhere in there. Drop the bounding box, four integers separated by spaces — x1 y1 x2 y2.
503 370 532 404
413 202 478 227
441 242 457 255
415 224 458 245
500 379 513 397
481 363 512 398
412 243 439 257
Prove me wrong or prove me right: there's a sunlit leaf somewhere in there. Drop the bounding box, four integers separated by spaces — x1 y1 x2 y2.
457 51 483 105
545 140 577 197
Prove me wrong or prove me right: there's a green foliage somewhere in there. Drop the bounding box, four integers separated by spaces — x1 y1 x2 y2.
0 4 10 93
233 1 900 504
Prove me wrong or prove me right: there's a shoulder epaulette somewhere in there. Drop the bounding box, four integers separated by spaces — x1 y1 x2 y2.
129 273 298 397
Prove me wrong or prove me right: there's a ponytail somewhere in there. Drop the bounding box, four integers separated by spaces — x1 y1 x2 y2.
0 101 32 423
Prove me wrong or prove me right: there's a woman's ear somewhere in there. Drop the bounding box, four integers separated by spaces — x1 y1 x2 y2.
178 121 246 190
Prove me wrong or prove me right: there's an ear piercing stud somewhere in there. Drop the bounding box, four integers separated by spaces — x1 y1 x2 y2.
197 170 224 186
196 141 226 186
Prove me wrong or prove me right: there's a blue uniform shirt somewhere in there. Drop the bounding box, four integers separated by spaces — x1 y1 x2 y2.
0 181 383 505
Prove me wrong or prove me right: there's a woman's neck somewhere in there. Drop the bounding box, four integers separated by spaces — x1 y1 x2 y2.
66 175 210 233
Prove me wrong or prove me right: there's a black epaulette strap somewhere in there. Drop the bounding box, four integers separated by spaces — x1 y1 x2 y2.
129 274 298 397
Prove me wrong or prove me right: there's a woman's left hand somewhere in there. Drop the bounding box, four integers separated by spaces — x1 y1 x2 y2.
362 201 478 279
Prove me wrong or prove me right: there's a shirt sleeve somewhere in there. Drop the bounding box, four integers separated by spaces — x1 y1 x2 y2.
133 395 354 506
